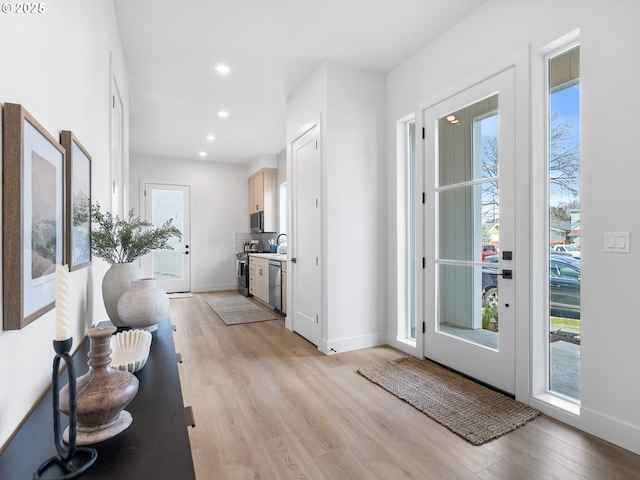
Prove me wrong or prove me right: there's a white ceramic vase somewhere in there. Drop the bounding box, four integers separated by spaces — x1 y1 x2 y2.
117 278 170 332
102 263 144 327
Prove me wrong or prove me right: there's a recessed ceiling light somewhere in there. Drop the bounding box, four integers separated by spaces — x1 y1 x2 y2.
218 110 229 118
199 151 207 157
446 115 457 122
216 64 230 74
206 135 216 141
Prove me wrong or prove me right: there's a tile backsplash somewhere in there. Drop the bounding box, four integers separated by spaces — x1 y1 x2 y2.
235 232 278 253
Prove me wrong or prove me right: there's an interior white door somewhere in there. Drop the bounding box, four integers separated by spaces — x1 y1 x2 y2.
143 182 191 293
111 78 124 218
422 68 516 394
291 125 322 346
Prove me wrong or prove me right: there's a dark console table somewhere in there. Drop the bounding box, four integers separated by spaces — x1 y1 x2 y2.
0 317 196 479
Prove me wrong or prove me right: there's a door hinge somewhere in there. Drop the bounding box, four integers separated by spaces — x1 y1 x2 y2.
316 314 319 323
144 190 146 197
315 140 318 149
113 96 115 108
422 257 425 269
422 322 426 334
422 127 425 139
422 192 425 204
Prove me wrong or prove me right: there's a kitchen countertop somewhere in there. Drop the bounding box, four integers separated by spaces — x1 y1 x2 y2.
248 253 287 261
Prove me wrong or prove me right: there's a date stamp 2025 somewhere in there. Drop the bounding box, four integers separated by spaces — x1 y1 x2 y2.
1 3 46 14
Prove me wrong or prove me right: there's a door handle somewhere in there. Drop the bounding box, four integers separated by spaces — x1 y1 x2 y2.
498 270 513 279
291 257 297 263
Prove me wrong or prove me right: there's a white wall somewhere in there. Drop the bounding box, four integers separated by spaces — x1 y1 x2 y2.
324 63 387 351
386 0 640 454
286 61 387 353
0 0 129 449
129 155 249 292
248 154 278 176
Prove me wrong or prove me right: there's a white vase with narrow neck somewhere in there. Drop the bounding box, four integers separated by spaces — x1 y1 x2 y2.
117 278 170 331
102 263 144 327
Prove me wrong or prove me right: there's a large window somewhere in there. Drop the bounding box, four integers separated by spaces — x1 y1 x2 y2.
396 117 417 345
408 121 417 340
548 45 580 401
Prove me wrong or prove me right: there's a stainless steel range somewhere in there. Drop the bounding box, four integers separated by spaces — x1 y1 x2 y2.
236 252 249 296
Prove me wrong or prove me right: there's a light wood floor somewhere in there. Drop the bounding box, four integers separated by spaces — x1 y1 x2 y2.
171 291 640 480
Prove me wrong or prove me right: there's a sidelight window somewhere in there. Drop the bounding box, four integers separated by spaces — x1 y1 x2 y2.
547 45 581 401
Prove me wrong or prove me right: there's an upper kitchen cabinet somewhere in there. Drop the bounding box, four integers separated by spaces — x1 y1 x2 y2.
249 168 277 231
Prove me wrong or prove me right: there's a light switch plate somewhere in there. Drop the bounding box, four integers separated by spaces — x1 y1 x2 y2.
604 232 630 253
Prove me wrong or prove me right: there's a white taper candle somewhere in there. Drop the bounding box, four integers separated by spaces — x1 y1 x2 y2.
55 264 70 341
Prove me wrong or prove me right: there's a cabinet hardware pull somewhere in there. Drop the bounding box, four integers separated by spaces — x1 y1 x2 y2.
185 406 196 428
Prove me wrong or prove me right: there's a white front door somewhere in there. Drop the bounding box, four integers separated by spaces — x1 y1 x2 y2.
142 182 191 293
421 67 517 394
291 125 322 346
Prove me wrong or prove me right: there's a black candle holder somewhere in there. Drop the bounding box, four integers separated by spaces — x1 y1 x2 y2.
34 338 97 480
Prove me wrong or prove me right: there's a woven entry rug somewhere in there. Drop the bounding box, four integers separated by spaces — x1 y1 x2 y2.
205 295 276 325
358 356 539 445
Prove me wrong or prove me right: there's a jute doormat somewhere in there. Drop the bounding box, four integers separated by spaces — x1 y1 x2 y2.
205 295 276 325
358 356 539 445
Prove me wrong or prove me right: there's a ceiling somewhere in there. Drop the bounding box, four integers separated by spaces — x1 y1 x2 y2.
113 0 487 165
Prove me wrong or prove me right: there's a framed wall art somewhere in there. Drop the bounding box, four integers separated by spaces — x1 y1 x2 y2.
60 130 91 271
3 103 65 331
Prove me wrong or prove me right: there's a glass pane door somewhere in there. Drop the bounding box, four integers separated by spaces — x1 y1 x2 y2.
144 183 191 293
437 98 500 348
423 67 516 394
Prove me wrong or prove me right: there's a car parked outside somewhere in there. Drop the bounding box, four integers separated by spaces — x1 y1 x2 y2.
553 244 581 259
481 254 580 318
482 244 496 261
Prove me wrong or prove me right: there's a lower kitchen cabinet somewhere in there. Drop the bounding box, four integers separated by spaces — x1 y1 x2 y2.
249 256 269 304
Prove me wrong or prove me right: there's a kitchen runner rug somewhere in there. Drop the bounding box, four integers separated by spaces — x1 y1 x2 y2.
205 295 276 325
357 356 539 445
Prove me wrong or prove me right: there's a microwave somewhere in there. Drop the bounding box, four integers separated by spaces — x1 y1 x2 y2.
250 211 264 233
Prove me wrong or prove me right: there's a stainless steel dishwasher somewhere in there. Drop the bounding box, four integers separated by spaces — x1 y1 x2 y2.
268 260 282 311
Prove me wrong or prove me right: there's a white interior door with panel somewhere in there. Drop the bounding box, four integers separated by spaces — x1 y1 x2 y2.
421 67 517 394
290 125 322 346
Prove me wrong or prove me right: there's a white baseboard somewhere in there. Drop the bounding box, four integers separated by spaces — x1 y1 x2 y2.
322 331 386 355
194 283 237 293
530 395 640 455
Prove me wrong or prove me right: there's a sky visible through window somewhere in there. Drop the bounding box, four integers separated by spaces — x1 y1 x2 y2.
550 84 580 207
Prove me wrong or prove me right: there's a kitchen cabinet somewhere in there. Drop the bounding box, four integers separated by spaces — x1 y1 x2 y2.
249 256 270 304
248 168 277 232
281 261 287 314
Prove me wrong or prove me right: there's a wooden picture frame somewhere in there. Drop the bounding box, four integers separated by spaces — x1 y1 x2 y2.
3 103 65 330
60 131 91 271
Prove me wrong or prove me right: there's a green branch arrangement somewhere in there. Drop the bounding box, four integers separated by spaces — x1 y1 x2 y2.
90 203 182 264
